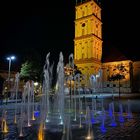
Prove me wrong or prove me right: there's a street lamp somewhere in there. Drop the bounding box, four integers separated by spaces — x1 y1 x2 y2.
6 56 16 81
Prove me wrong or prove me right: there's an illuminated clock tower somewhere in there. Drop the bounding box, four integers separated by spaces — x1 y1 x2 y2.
74 0 102 76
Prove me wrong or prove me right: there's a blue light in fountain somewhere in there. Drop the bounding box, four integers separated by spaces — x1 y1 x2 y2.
34 111 40 117
110 120 117 127
127 99 133 120
91 111 95 124
119 113 124 123
100 108 107 133
109 102 117 127
100 125 107 133
91 118 95 124
119 103 124 123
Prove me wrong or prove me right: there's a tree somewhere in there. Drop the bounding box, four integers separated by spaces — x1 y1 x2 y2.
20 60 42 82
108 63 128 99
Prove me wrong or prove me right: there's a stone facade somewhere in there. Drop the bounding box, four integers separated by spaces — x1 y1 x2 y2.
74 0 140 93
102 61 132 93
132 61 140 92
74 0 102 76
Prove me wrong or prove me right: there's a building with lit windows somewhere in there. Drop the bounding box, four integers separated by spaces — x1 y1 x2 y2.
74 0 140 93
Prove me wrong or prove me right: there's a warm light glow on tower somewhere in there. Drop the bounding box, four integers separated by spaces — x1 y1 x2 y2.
74 0 102 76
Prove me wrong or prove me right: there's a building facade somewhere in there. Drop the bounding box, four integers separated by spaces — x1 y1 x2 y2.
74 0 102 77
74 0 140 93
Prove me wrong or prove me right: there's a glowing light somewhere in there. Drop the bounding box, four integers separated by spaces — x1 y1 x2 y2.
45 118 49 123
14 116 17 124
79 124 82 128
60 120 63 125
59 115 62 119
85 136 92 140
73 118 77 121
85 131 94 140
109 121 117 127
34 111 40 117
1 118 8 133
28 123 31 127
19 132 23 137
32 113 36 121
38 123 44 140
34 82 39 86
6 56 16 60
91 118 95 124
119 114 124 123
100 125 107 133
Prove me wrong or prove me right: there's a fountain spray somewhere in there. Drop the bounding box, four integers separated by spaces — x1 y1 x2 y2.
1 110 8 133
14 72 20 124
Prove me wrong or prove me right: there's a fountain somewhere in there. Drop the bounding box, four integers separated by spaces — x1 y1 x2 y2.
109 102 117 127
127 99 132 119
31 81 35 121
73 75 77 121
85 106 94 140
56 52 65 125
27 81 31 127
18 80 35 137
61 116 72 140
38 123 44 140
119 103 124 123
1 52 139 140
79 100 83 128
1 110 8 133
100 108 106 133
14 72 20 124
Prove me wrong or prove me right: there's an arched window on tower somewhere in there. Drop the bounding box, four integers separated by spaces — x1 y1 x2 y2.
82 23 85 36
97 54 98 59
82 53 84 59
96 24 99 36
96 47 98 59
82 10 85 17
82 29 85 35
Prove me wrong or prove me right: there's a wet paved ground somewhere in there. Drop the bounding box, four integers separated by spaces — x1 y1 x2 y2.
0 98 140 140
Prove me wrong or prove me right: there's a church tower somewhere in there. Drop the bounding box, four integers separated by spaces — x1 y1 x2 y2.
74 0 102 76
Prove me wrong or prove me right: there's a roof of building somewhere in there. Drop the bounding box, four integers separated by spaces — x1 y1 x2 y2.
102 47 128 63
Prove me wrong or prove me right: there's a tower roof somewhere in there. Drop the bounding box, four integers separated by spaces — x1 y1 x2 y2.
76 0 101 7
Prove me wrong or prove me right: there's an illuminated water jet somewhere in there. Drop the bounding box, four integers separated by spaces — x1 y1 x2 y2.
38 123 44 140
1 118 8 133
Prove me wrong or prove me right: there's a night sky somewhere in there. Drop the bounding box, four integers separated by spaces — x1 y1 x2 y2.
0 0 139 71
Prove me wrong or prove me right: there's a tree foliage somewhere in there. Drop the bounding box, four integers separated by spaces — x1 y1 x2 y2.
20 60 42 82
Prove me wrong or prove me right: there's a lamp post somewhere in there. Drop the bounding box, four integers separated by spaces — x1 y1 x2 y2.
6 56 16 81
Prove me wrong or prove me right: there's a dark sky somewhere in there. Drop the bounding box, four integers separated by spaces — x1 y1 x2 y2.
0 0 139 71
